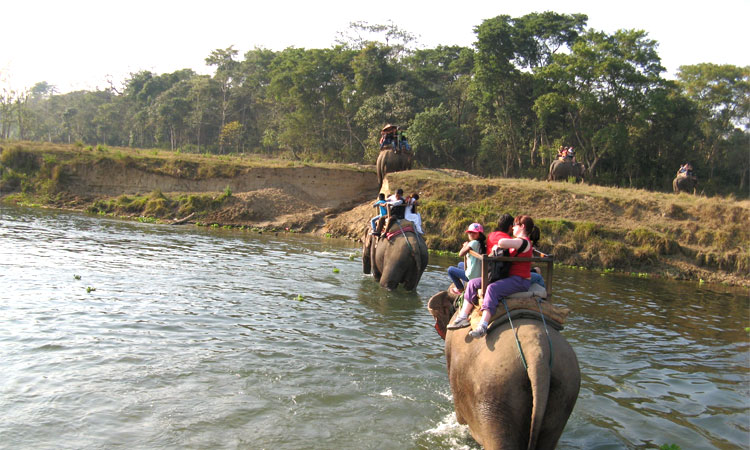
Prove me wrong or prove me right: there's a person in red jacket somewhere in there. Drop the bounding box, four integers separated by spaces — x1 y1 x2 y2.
485 213 514 254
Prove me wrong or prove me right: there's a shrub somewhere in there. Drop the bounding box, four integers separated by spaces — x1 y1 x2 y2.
538 219 575 238
572 222 602 240
0 146 39 173
626 228 680 255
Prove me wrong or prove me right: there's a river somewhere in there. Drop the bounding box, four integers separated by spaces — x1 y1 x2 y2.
1 205 747 449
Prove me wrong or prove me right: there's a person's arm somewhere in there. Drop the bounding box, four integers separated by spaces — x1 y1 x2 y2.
458 241 473 257
497 237 525 250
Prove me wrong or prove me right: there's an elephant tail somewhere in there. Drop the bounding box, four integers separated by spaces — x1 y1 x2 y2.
526 345 552 450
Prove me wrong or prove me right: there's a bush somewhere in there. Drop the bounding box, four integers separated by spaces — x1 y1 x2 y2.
0 146 39 173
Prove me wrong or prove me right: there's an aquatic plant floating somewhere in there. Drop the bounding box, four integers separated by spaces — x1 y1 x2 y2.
333 268 340 273
74 274 81 280
86 287 96 293
296 294 303 301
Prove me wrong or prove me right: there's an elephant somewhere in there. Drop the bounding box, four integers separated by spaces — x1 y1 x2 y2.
547 160 585 182
362 220 428 291
428 290 580 450
376 149 413 188
673 174 697 194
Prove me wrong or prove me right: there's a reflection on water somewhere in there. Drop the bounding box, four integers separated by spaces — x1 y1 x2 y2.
0 205 747 449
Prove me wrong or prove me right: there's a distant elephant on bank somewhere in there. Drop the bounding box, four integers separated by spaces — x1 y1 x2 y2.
427 290 580 450
547 160 585 182
376 149 412 188
362 221 428 291
673 174 698 194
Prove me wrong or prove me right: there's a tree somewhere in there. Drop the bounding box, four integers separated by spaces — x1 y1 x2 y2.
534 29 667 178
472 13 587 176
335 20 417 59
677 63 750 182
206 46 239 153
219 121 243 153
409 103 462 167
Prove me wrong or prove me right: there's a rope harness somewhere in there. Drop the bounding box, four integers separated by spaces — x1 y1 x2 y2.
501 297 554 371
501 298 528 370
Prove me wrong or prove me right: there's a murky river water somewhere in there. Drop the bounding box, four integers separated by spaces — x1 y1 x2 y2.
1 205 748 449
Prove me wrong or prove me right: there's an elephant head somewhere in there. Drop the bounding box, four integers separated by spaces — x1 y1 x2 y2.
673 174 698 194
547 160 585 182
376 149 413 188
428 290 581 450
362 222 428 291
427 289 461 339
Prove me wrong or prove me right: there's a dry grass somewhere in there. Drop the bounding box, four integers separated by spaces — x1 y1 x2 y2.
386 170 750 287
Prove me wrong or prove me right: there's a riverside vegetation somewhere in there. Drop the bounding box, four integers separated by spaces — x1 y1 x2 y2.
2 142 748 288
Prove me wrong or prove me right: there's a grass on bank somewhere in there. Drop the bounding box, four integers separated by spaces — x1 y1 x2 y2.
2 141 749 285
386 171 750 281
0 140 370 187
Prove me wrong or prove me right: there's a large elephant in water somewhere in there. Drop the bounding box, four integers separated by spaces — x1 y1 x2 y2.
362 220 428 290
376 149 412 188
428 290 580 449
673 174 697 194
547 160 585 182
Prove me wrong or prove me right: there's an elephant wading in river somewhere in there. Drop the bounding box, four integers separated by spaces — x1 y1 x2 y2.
376 149 412 188
428 290 580 450
362 219 428 291
547 160 585 182
673 174 698 194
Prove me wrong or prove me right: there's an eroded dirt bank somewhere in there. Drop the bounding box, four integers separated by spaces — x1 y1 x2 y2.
64 160 378 231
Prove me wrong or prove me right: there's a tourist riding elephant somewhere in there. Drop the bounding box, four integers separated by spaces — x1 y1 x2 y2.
547 160 585 182
376 149 412 188
362 222 428 291
673 174 697 194
428 290 580 450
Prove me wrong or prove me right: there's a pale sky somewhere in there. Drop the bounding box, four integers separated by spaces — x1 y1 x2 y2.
2 0 748 93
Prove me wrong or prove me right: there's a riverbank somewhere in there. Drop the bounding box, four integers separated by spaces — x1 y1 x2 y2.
2 141 748 287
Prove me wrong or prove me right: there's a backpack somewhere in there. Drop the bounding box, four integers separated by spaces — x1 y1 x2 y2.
488 247 511 282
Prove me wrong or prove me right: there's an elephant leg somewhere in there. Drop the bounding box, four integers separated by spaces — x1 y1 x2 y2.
379 261 401 290
371 239 382 281
402 266 420 291
362 234 372 274
453 370 531 450
379 242 412 290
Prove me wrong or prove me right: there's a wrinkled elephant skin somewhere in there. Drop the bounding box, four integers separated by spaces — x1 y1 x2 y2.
377 150 412 188
547 160 585 182
428 290 581 450
673 174 697 194
362 229 428 291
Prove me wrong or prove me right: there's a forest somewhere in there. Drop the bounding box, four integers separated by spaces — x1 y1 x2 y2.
1 12 748 194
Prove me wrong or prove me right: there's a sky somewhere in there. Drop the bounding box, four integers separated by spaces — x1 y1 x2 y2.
2 0 748 94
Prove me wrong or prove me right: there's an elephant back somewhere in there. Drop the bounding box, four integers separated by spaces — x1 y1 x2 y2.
383 218 415 237
468 288 570 333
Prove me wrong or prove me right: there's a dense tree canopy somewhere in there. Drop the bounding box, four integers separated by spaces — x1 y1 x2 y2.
1 14 747 195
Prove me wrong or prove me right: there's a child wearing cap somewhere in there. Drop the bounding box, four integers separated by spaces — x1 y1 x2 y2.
447 223 487 295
